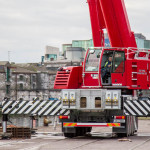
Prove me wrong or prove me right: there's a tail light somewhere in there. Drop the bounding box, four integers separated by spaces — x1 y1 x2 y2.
115 116 125 119
59 116 70 119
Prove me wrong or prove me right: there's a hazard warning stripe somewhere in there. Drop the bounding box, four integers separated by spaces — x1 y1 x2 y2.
107 123 120 127
63 123 77 127
124 100 150 116
2 100 70 116
63 123 120 127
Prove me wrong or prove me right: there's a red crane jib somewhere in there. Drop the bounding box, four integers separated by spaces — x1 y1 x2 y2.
87 0 105 47
87 0 137 48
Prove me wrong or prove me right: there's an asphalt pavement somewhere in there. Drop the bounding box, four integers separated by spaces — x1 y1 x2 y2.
0 120 150 150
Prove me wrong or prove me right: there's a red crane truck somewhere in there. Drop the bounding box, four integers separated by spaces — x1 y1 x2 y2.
54 0 150 137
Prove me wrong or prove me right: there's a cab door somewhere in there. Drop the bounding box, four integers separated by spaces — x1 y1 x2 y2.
111 51 126 86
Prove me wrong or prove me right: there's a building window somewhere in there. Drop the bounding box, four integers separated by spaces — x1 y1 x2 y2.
19 83 23 90
32 75 36 82
19 75 24 81
33 83 36 89
46 54 57 61
50 58 54 61
113 51 125 73
0 65 4 71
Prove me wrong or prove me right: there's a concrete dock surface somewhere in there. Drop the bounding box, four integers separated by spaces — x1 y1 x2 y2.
0 119 150 150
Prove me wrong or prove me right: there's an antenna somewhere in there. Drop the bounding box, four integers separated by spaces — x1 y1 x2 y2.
8 51 11 62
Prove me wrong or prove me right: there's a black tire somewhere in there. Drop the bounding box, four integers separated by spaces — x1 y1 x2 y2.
135 117 138 132
76 127 81 136
117 133 126 137
64 133 76 138
123 116 129 137
131 116 135 136
80 127 86 136
86 127 92 132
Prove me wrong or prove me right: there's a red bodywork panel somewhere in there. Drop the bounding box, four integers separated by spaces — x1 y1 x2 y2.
111 73 126 86
54 66 82 89
83 73 100 87
126 60 149 89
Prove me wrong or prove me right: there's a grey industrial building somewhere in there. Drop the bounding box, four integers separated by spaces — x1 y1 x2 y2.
0 62 61 102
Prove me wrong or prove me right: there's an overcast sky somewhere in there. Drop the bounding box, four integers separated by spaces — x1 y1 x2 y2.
0 0 150 63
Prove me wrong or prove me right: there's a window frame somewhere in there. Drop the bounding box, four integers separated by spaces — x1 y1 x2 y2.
19 83 23 90
112 51 125 73
19 75 24 81
85 49 101 72
101 50 114 73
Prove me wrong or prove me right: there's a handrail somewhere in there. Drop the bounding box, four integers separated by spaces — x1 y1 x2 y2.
88 47 150 60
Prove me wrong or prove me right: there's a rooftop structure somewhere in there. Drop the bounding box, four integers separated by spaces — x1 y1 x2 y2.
44 46 59 62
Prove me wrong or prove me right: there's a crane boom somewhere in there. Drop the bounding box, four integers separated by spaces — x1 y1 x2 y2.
88 0 137 48
87 0 105 47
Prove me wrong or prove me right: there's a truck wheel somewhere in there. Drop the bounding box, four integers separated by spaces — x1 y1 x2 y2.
64 133 76 138
117 133 126 137
135 117 138 132
86 127 92 132
76 127 82 136
126 116 130 137
80 127 86 136
131 116 135 136
121 116 130 137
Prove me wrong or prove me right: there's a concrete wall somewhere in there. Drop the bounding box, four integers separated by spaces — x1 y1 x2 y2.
0 73 6 89
0 70 59 101
37 73 50 90
0 73 7 101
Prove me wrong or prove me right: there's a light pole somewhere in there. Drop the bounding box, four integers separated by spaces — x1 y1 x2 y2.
8 51 11 62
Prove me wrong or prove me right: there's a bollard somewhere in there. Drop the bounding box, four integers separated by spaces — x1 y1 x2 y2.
30 116 34 129
2 114 8 133
53 116 57 130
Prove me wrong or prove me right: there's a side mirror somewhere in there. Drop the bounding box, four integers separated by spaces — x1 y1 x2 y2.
89 49 95 54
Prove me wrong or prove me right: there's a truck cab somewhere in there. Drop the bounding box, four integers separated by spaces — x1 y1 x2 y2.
83 48 125 88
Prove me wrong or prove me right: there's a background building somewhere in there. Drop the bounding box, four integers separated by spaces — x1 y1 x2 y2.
0 61 11 101
72 39 93 50
62 33 150 59
62 44 72 58
66 47 85 61
0 62 61 102
44 46 60 62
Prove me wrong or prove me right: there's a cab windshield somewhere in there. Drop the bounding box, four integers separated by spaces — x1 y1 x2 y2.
85 49 101 72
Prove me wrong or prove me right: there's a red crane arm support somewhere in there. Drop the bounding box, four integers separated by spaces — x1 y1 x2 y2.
99 0 137 48
87 0 137 48
87 0 105 47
